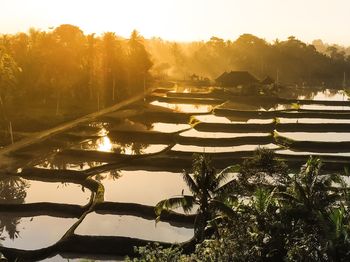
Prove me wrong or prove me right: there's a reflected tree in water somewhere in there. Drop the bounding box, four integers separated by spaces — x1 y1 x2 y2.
95 170 122 182
0 174 29 240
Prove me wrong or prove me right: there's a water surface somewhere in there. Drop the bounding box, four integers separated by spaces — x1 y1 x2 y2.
276 132 350 142
180 129 270 139
171 143 279 153
150 101 212 113
75 213 194 243
0 214 77 250
76 137 168 154
94 170 191 206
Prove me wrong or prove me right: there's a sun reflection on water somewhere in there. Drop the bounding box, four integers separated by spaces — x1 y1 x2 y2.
96 136 113 152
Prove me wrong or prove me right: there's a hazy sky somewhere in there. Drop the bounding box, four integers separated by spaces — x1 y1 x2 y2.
1 0 349 45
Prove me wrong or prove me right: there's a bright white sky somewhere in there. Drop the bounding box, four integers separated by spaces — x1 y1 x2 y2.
0 0 349 45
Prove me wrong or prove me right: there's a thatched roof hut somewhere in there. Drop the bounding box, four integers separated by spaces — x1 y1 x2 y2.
216 71 258 87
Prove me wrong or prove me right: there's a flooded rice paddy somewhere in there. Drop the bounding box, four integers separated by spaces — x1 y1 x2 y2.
1 86 350 260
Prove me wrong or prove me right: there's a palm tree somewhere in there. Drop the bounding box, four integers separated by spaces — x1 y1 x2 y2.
279 157 336 215
155 154 237 242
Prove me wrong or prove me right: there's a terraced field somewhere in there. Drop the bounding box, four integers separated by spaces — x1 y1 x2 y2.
1 86 350 261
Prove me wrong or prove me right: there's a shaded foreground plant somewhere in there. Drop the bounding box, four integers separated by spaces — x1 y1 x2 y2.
131 150 350 261
155 154 238 242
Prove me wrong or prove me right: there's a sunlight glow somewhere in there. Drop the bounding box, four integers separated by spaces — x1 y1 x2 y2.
96 136 113 152
1 0 350 44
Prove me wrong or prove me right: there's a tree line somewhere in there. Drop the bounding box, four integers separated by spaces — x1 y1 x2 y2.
2 26 350 129
147 34 350 87
0 24 152 122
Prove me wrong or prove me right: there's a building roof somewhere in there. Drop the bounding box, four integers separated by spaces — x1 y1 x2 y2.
216 71 259 87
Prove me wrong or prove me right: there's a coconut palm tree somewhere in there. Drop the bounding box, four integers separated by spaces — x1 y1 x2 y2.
155 154 238 242
279 156 337 215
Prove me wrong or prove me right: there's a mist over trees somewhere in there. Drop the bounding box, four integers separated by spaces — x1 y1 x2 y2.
146 34 350 86
0 24 152 119
1 25 350 130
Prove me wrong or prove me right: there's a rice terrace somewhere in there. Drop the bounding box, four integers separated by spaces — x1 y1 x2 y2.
1 0 350 261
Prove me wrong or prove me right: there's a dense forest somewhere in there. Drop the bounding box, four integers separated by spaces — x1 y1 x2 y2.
0 24 152 113
1 24 350 137
148 35 350 86
0 24 153 139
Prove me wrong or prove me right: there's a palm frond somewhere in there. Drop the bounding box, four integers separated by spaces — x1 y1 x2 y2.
294 181 310 207
209 199 237 219
253 187 276 213
215 165 240 189
277 191 299 204
155 195 195 216
182 171 199 194
215 179 239 196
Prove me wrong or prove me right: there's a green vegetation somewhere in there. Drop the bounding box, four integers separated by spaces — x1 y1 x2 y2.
149 35 350 87
2 26 350 146
0 25 152 145
130 149 350 261
155 154 238 242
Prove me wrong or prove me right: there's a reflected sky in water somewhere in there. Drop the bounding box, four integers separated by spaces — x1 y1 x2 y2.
298 89 350 101
94 170 192 206
35 160 107 171
150 101 212 113
0 177 90 206
23 181 90 205
194 114 274 124
300 104 350 110
180 129 270 139
277 132 350 142
0 214 77 250
150 122 191 133
75 213 193 243
77 137 168 154
171 143 279 153
278 118 350 124
276 149 350 157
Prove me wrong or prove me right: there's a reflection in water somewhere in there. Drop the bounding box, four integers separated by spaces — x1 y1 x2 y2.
169 86 212 94
78 137 168 155
150 122 191 133
276 132 350 142
150 101 212 113
95 170 122 182
193 114 231 123
275 149 350 157
97 136 113 152
193 114 274 124
180 129 270 139
300 104 350 110
0 175 29 240
1 177 90 206
0 175 29 205
0 214 21 241
22 181 90 205
278 118 350 124
93 170 192 206
0 214 77 250
298 89 350 101
75 213 193 243
171 143 279 153
97 127 109 137
268 104 293 111
35 160 107 171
